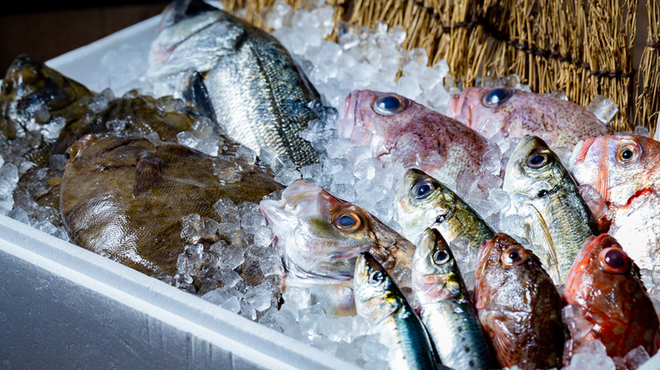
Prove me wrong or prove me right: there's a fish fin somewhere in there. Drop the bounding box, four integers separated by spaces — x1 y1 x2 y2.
529 204 561 283
133 155 164 197
183 71 218 123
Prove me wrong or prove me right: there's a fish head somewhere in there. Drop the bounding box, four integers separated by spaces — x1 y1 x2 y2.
412 228 463 305
354 251 402 323
572 135 660 206
260 179 414 285
448 86 611 147
0 54 92 140
503 135 567 200
339 89 488 188
475 233 550 312
394 168 457 243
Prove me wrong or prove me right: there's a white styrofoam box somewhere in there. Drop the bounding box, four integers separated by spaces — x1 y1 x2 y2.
2 15 359 369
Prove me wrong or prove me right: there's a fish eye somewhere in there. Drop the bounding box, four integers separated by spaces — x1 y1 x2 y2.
482 88 513 107
65 144 80 161
333 210 363 232
369 270 385 285
373 94 409 116
501 246 527 266
598 247 630 274
1 80 12 95
412 179 435 200
616 143 639 165
433 250 451 265
526 152 548 169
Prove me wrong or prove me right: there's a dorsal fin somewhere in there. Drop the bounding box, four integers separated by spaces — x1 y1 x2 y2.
133 154 163 197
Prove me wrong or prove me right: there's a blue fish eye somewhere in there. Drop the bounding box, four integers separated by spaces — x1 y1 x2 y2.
526 152 548 169
412 180 435 199
482 88 513 107
338 215 355 227
334 211 363 232
433 250 450 264
373 94 409 116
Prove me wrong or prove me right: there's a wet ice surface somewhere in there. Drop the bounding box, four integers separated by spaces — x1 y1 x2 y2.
1 0 656 368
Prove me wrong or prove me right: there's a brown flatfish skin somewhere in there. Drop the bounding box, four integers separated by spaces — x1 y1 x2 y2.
474 233 565 370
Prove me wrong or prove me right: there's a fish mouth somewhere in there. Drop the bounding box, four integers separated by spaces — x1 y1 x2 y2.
447 89 472 126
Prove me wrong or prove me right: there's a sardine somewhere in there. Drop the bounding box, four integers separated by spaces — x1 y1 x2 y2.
503 135 598 284
572 135 660 270
338 89 489 192
394 168 495 250
148 0 321 167
259 179 415 316
475 233 565 370
562 234 660 362
354 251 437 370
448 86 613 148
412 228 498 370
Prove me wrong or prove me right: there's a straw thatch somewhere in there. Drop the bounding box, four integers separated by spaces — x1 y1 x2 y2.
224 0 657 133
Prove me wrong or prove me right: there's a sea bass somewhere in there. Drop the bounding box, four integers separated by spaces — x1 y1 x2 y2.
148 0 321 167
412 228 498 370
474 233 565 370
448 86 613 148
259 179 415 315
572 134 660 270
60 134 283 286
338 90 489 192
354 251 438 370
394 168 495 251
562 234 660 362
503 135 599 284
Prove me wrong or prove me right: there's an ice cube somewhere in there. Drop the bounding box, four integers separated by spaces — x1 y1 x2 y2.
210 240 244 270
213 198 240 224
634 125 651 138
585 95 618 124
176 131 219 156
274 168 302 186
245 283 273 311
624 345 651 370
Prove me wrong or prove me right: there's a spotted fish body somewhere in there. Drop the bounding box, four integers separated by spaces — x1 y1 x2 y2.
148 0 321 167
394 168 495 250
412 228 498 370
354 251 438 370
448 86 613 148
503 135 598 284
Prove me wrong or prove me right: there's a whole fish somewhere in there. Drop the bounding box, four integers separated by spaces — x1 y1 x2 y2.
571 135 660 270
354 251 438 370
60 134 283 288
562 234 660 362
503 135 599 284
259 179 415 316
448 86 613 148
394 168 495 250
412 228 498 370
148 0 321 167
338 89 489 192
474 233 565 370
0 54 94 142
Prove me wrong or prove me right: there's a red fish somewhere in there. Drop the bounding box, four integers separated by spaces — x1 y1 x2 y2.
448 86 613 149
338 89 489 192
562 234 660 363
474 233 565 370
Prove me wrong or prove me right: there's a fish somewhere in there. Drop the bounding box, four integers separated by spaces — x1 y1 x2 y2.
259 179 415 316
474 233 565 370
354 251 438 370
562 234 660 363
447 86 613 148
0 54 94 142
503 135 599 284
394 168 495 251
338 89 490 192
60 134 283 289
412 228 499 370
148 0 321 167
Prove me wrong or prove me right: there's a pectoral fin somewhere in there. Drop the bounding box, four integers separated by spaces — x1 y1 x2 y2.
183 71 217 123
133 155 164 197
529 204 561 283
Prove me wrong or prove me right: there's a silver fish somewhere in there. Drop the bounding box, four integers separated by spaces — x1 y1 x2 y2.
412 228 498 370
148 0 321 167
354 251 438 370
503 135 598 284
394 168 495 250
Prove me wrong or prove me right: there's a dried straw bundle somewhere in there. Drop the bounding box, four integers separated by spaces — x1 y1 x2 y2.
223 0 651 132
634 0 660 132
